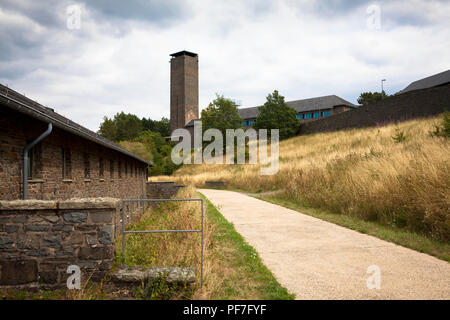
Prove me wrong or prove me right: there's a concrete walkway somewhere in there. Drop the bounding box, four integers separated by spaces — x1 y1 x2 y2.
198 189 450 300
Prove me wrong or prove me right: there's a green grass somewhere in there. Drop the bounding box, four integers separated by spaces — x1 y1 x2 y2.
200 193 295 300
257 194 450 263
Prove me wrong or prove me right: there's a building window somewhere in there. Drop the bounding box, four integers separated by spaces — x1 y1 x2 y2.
110 160 114 179
304 113 312 119
99 157 104 178
118 161 122 179
83 153 90 178
61 148 72 179
125 162 128 178
248 120 254 126
242 121 247 127
296 114 303 119
322 111 331 117
313 112 321 118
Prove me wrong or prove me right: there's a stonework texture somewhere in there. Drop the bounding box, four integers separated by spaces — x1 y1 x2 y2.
0 198 120 289
0 106 148 201
146 182 185 199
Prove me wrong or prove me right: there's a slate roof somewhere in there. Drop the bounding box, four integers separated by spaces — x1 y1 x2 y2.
0 84 152 166
398 69 450 94
237 95 357 120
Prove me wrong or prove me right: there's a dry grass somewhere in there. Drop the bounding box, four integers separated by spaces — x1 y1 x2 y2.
153 115 450 241
115 186 292 299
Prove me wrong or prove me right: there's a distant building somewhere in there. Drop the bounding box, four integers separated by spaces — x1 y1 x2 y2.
170 50 199 137
0 84 151 201
238 95 357 127
398 69 450 94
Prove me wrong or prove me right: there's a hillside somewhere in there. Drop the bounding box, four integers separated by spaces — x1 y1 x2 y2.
155 115 449 241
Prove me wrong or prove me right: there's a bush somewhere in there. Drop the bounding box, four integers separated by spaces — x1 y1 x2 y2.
431 111 450 138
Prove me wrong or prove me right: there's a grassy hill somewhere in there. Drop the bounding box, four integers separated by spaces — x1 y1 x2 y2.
160 115 449 242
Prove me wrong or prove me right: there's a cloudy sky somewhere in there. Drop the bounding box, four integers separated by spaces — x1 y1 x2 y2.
1 0 449 131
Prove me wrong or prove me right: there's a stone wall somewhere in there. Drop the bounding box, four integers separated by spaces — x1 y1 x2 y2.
299 84 450 135
146 182 185 199
0 106 148 201
0 198 120 289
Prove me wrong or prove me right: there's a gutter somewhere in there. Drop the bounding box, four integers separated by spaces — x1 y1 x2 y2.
23 123 53 199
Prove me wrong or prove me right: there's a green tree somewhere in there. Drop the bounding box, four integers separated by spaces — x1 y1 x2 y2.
98 116 117 141
114 112 143 141
253 90 300 140
200 94 243 136
142 117 170 137
357 91 390 106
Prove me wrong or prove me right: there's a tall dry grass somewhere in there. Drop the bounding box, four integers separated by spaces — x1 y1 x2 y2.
153 115 450 241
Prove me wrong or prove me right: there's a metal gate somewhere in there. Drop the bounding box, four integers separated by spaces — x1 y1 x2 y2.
120 198 204 287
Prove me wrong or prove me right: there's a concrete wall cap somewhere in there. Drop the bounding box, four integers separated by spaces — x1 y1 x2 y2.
0 197 121 211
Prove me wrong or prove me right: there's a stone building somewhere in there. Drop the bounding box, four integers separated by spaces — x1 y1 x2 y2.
238 95 357 128
0 84 151 201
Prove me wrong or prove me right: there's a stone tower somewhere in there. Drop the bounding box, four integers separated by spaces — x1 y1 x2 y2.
170 50 199 133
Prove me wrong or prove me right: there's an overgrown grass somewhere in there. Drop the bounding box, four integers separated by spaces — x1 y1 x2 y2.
257 194 450 262
2 186 292 300
115 187 293 299
157 114 449 242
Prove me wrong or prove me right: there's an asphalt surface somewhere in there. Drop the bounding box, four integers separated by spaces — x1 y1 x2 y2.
199 189 450 300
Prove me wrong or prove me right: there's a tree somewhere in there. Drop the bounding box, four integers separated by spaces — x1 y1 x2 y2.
98 116 117 141
357 91 390 106
200 94 243 136
253 90 300 140
142 117 170 137
114 112 143 141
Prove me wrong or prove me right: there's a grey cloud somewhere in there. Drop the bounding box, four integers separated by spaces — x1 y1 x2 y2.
0 0 66 27
83 0 192 26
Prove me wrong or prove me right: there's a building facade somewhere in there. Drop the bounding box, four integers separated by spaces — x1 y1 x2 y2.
170 50 199 134
0 84 151 201
238 95 357 127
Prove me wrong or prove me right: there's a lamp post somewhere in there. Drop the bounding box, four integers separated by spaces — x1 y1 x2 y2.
381 79 386 98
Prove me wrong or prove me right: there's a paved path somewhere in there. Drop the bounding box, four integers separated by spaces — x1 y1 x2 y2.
199 189 450 300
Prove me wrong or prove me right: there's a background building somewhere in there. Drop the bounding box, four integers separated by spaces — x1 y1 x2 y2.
238 95 357 127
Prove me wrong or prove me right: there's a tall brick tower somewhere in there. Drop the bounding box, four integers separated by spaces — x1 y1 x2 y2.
170 50 199 133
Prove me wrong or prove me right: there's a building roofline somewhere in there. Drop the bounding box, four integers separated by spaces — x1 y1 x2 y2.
0 84 152 166
170 50 198 58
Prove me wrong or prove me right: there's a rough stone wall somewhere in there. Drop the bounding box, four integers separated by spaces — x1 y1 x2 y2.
299 84 450 135
146 182 185 199
0 107 147 201
0 198 120 289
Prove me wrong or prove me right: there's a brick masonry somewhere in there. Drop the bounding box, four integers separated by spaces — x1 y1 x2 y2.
299 84 450 135
170 53 199 133
0 198 120 289
0 106 148 201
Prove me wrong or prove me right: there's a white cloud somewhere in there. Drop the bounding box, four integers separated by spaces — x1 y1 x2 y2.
0 0 449 131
